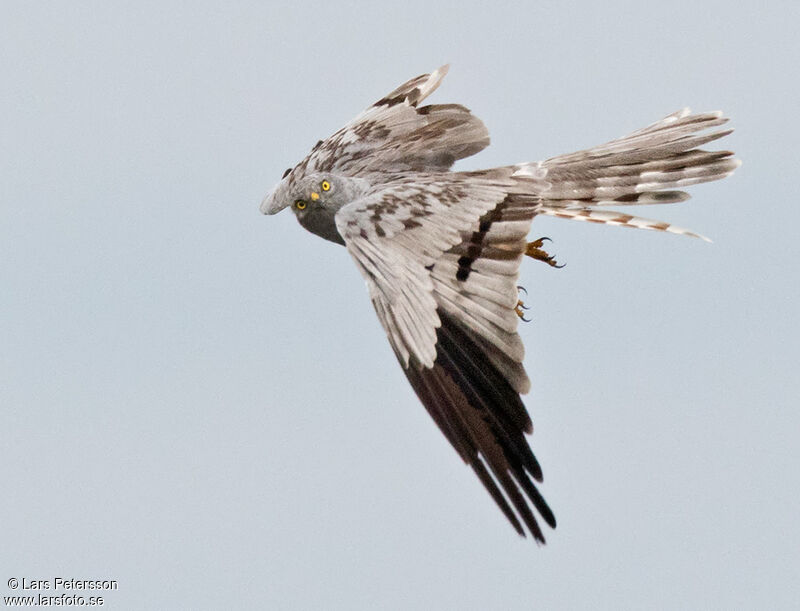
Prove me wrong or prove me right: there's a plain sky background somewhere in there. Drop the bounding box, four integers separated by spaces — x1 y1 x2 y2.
2 2 799 609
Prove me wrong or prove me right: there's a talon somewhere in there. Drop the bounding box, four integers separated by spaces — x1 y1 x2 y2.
515 300 531 322
515 286 531 322
525 237 565 268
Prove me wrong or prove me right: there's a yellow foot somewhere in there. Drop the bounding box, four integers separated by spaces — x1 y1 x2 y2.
525 237 564 268
515 286 531 322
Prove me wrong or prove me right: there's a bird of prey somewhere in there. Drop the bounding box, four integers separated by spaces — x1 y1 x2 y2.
260 65 739 542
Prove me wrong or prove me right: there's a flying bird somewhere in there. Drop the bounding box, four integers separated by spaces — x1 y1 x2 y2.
260 65 739 542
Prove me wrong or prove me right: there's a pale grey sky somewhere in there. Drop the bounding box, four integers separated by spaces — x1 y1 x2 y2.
2 1 799 609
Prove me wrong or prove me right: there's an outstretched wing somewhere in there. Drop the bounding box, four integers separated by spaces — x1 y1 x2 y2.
293 66 490 179
335 179 556 541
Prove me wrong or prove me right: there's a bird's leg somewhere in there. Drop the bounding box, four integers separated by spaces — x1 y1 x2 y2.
525 237 564 268
515 286 531 322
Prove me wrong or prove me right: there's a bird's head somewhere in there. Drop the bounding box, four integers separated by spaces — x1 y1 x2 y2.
260 170 367 245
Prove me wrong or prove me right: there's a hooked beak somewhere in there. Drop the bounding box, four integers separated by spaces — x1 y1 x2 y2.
260 187 287 215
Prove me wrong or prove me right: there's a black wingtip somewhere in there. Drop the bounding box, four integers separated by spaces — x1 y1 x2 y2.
406 311 556 542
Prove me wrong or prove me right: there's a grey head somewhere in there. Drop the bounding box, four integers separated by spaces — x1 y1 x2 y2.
260 171 369 245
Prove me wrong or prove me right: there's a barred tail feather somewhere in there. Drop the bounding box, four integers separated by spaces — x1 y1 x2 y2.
536 206 712 242
516 108 740 240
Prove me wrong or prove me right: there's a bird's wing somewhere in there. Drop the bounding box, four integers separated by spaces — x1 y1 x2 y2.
335 180 555 541
293 66 490 179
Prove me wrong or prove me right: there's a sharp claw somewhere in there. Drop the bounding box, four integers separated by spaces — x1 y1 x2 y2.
525 237 564 268
515 297 531 322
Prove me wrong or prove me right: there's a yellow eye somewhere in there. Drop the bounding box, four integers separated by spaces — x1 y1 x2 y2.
321 180 331 192
295 200 307 210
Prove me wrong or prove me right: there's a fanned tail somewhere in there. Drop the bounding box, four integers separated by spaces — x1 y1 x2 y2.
513 109 740 239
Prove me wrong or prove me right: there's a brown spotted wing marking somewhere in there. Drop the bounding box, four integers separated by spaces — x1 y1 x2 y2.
284 66 490 183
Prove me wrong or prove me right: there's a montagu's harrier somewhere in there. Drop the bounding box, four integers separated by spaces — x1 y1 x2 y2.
260 66 739 542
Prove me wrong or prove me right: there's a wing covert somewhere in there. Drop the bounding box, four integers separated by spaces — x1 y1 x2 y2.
334 179 504 368
295 66 490 179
